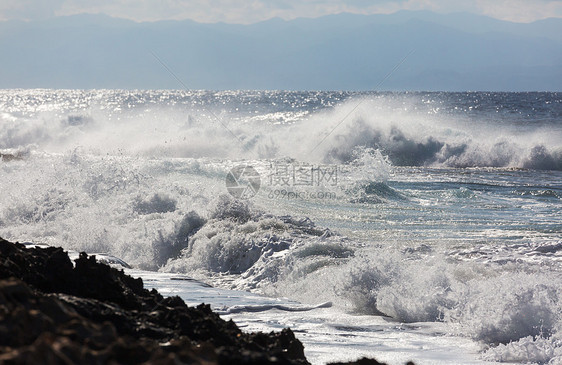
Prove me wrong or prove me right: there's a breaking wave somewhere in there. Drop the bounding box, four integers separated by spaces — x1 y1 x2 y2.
154 197 562 361
1 90 561 170
2 90 562 363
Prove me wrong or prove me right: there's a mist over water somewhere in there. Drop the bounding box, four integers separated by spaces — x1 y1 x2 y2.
1 90 562 363
1 90 560 169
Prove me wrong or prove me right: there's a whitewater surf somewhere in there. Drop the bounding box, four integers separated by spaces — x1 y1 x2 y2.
1 89 561 364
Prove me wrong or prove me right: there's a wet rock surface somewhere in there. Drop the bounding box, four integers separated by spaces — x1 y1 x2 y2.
0 237 411 365
0 237 307 364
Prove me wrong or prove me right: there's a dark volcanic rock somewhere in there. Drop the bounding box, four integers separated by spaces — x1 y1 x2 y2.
0 237 412 365
0 237 307 364
0 239 148 311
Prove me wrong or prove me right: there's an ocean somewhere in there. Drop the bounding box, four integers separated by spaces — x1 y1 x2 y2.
1 89 561 364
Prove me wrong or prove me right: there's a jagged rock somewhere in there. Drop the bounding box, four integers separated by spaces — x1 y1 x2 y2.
0 238 308 364
0 237 412 365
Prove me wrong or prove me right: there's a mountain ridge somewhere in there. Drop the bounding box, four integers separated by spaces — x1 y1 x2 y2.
1 11 560 90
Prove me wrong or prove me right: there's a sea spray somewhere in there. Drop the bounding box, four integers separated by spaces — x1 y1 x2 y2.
1 89 561 364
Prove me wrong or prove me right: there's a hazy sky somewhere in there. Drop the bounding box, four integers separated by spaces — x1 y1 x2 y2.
1 0 561 23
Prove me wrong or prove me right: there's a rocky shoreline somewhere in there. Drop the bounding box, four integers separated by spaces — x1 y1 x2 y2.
0 237 410 365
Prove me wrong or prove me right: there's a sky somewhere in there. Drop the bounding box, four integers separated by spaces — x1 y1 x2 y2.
1 0 562 24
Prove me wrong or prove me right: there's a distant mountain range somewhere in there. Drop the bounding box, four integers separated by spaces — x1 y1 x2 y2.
1 11 561 91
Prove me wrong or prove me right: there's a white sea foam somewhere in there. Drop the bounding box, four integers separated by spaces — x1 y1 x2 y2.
1 90 561 364
482 335 562 364
1 90 560 169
